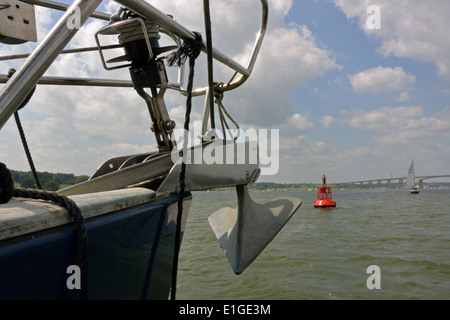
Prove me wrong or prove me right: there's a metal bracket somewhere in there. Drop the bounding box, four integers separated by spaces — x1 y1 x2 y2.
157 139 260 195
0 0 37 44
59 152 174 196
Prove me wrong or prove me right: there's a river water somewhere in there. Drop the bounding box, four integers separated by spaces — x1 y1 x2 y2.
176 188 450 300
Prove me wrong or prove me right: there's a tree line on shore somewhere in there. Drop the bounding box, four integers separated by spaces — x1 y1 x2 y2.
11 170 89 191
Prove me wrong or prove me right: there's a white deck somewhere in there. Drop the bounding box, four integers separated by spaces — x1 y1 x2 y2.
0 188 156 241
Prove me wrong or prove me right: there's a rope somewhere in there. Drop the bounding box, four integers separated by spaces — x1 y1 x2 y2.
117 20 160 45
13 113 42 189
167 31 203 300
214 85 240 141
13 188 89 300
204 0 215 129
7 69 41 189
166 33 203 68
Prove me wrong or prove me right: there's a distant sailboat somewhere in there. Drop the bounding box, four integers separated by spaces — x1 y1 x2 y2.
406 160 419 194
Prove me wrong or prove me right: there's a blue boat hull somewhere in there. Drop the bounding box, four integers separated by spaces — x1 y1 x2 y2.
0 195 191 300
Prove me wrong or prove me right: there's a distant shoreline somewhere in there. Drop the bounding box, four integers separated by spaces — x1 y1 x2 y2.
9 169 450 191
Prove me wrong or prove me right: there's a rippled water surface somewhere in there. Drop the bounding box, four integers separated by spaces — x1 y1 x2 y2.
176 189 450 300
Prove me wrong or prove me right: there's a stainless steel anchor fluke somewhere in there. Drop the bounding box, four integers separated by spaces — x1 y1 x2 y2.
208 185 301 274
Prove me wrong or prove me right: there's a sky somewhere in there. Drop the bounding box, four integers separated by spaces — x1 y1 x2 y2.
1 0 450 184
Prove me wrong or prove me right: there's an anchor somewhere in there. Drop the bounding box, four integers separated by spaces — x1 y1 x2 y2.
155 138 302 274
208 185 301 274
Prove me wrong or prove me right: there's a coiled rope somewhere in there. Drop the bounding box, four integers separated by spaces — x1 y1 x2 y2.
14 187 89 300
117 20 160 45
111 7 161 46
0 163 89 299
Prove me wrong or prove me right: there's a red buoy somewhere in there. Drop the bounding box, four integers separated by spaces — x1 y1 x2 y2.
313 175 336 208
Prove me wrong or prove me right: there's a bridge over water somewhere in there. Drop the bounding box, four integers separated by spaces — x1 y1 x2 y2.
334 175 450 189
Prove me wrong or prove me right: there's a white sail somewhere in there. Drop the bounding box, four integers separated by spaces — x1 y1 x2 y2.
406 160 415 187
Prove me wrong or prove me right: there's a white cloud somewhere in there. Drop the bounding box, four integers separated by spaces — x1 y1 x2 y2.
300 105 450 181
333 0 450 78
342 105 450 144
252 103 450 183
283 113 315 135
348 66 415 93
269 105 450 183
320 115 336 128
226 24 341 127
395 91 410 102
134 0 341 127
343 106 423 130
